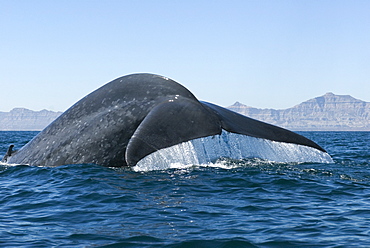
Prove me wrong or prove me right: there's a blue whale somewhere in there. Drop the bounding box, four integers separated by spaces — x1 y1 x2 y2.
3 73 332 167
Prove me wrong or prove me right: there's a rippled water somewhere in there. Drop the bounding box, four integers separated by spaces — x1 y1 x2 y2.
0 131 370 247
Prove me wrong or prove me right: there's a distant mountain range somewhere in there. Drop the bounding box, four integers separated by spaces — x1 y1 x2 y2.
228 93 370 131
0 108 62 131
0 93 369 131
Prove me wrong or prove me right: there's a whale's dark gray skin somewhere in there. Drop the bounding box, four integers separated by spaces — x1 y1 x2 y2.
4 73 326 167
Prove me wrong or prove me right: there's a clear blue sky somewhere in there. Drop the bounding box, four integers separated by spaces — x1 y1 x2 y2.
1 0 369 111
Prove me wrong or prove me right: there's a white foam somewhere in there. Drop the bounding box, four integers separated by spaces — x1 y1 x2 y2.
0 161 24 167
132 130 334 172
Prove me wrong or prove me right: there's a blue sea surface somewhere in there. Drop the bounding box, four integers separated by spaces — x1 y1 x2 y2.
0 131 370 247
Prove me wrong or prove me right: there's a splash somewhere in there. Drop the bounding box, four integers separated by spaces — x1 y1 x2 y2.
132 130 333 171
0 161 23 167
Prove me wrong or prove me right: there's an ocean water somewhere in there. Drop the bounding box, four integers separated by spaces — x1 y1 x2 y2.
0 131 369 247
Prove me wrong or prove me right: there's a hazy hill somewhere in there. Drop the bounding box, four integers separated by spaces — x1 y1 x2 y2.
228 93 370 131
0 108 62 131
1 93 369 131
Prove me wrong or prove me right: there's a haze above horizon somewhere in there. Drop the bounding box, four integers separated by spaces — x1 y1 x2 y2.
1 1 369 112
